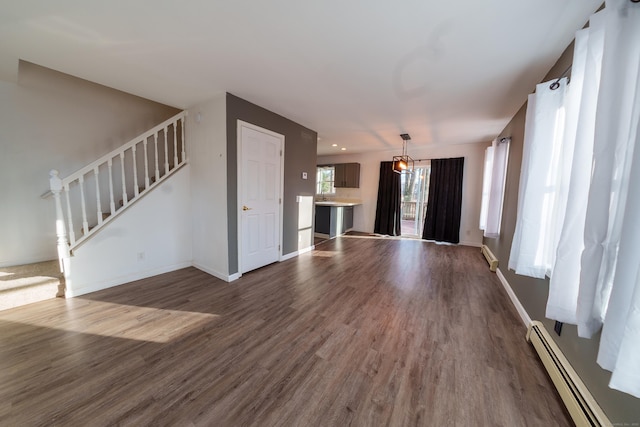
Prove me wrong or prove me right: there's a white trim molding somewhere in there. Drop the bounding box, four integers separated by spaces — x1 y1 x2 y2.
280 245 315 262
66 261 192 297
496 268 532 327
193 263 239 283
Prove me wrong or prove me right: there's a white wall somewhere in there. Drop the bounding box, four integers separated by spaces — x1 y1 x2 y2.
318 142 487 247
188 94 231 280
0 61 179 267
66 166 193 297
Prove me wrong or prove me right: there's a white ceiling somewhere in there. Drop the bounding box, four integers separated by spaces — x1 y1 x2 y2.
0 1 601 155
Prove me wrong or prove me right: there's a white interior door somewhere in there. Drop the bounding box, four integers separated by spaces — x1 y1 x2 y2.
238 122 283 274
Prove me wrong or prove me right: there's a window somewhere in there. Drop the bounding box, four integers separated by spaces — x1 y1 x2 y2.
316 166 335 195
479 139 509 238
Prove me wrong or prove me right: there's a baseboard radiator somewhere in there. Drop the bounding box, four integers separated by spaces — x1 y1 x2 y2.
526 321 611 427
480 244 498 272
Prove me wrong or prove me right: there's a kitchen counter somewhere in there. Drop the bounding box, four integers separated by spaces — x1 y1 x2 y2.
314 201 360 238
315 200 361 207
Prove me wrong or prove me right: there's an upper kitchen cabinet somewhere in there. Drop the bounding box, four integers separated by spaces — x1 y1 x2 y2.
334 163 360 188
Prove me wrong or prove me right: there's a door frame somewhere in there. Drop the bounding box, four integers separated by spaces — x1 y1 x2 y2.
236 120 285 277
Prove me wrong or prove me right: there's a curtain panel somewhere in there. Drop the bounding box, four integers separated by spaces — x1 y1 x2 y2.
422 157 464 244
510 0 640 398
508 78 568 279
546 17 604 324
373 161 401 236
578 0 640 398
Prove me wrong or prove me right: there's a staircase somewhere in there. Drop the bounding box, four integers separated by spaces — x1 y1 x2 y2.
46 111 187 299
0 260 64 312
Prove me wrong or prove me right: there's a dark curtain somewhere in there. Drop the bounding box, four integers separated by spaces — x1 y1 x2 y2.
422 157 464 244
374 161 401 236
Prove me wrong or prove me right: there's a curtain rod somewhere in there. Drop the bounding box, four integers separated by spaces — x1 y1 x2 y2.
412 137 510 164
550 64 572 90
549 0 640 90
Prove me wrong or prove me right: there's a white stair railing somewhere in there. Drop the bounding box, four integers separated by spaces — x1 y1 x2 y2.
49 111 187 261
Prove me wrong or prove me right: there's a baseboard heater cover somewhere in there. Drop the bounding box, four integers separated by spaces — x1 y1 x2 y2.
481 244 498 272
526 321 611 427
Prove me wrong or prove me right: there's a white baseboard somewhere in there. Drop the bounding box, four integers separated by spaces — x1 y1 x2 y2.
280 251 298 262
192 262 238 283
496 268 532 327
66 261 192 297
280 245 315 262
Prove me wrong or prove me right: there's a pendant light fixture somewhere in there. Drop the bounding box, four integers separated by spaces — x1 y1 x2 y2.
393 133 414 173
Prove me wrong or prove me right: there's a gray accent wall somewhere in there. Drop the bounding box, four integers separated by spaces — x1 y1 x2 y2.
226 93 317 275
484 43 640 423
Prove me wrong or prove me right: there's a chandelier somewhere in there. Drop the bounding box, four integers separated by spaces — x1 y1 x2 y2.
393 133 414 173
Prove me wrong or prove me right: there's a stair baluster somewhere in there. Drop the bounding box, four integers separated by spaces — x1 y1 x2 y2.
132 145 139 197
163 126 169 176
143 137 150 190
94 166 103 225
120 151 128 207
181 117 186 162
63 183 75 245
78 175 89 235
154 133 160 182
173 123 178 167
108 158 116 215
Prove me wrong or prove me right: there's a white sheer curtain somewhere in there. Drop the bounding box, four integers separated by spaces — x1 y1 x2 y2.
508 79 567 279
546 15 605 324
516 0 640 398
578 0 640 398
480 139 509 238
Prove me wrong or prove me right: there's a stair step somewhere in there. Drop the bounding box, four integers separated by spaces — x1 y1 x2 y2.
0 260 64 311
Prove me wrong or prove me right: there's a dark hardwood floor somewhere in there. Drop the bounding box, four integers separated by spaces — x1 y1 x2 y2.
0 236 571 426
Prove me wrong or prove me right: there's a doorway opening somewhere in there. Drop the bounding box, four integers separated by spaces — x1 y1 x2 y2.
400 164 430 237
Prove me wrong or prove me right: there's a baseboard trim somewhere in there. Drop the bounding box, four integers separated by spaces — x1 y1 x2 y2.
280 251 298 262
496 267 532 327
280 245 315 262
192 263 238 283
65 261 192 297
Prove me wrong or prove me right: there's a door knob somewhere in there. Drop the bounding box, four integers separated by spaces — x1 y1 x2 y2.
242 205 252 211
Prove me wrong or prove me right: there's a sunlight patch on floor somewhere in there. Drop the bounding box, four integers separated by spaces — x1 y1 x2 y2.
8 300 219 343
312 251 337 258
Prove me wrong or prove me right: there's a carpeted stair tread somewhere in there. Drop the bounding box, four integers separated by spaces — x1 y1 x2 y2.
0 260 63 311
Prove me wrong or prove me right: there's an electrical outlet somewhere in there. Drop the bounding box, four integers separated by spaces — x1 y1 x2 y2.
554 321 563 336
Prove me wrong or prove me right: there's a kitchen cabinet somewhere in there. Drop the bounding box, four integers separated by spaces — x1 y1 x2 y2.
315 203 356 238
334 163 360 188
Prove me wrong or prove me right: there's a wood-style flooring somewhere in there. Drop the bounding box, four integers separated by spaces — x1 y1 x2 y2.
0 236 571 426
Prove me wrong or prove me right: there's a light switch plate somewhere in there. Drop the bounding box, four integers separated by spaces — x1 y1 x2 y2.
302 172 308 179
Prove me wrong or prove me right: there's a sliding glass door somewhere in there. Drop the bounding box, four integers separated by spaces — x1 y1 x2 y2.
400 165 430 236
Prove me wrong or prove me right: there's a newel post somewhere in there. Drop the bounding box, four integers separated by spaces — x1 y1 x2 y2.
50 170 70 273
